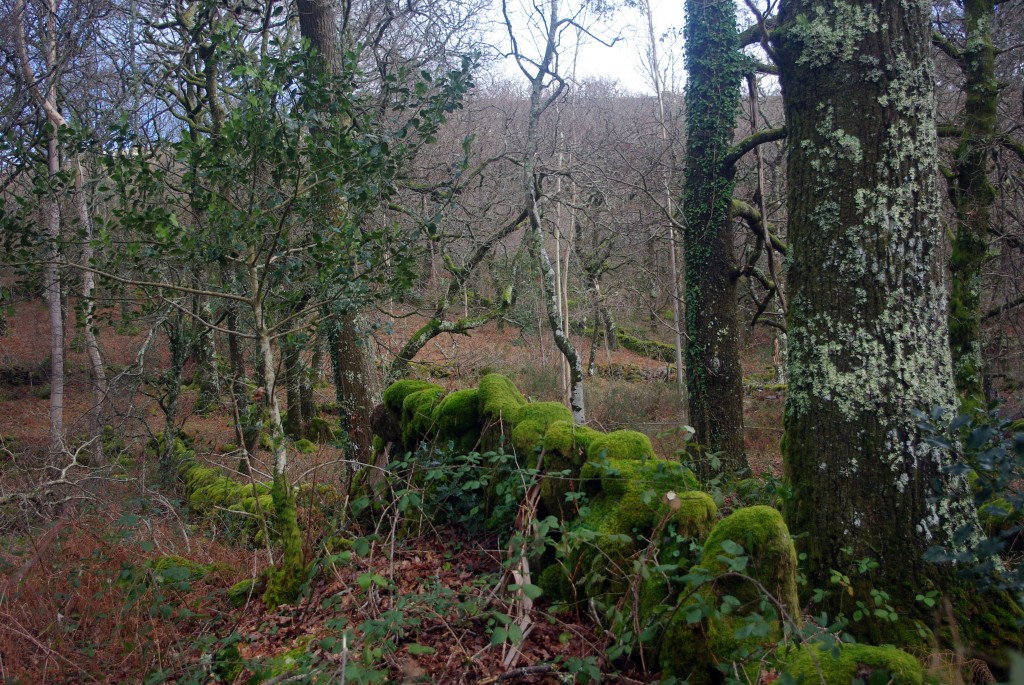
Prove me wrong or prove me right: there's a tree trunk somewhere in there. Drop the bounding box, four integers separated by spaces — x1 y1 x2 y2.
44 135 65 459
329 314 380 460
222 263 256 459
517 0 584 422
76 158 107 465
253 274 303 607
296 0 380 460
682 0 747 477
947 0 998 403
776 0 987 643
160 313 188 480
300 338 322 424
283 338 304 438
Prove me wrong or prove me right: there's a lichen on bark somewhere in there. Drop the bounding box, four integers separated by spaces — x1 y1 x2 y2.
775 0 993 644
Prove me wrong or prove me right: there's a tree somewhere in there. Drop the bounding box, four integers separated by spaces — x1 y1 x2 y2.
679 0 785 476
682 0 748 476
503 0 589 422
98 24 472 603
932 0 1024 403
12 0 67 458
775 0 1004 642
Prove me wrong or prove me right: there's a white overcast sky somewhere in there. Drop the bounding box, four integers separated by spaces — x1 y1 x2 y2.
487 0 685 96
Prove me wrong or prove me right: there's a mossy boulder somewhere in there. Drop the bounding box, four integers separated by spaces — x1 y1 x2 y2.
553 458 714 606
660 506 800 683
383 379 443 416
478 373 527 425
539 421 603 520
308 415 337 442
431 388 483 454
700 505 800 618
509 401 573 459
227 578 260 607
400 386 445 450
586 429 656 462
581 456 699 500
978 498 1023 544
148 555 211 582
784 644 924 685
294 438 317 454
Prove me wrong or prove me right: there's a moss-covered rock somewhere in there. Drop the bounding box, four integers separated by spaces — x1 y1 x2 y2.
784 644 924 685
510 401 573 458
478 373 527 424
556 458 715 612
581 456 699 499
227 578 260 607
539 421 603 520
294 438 317 454
586 429 656 461
431 388 483 454
660 506 801 683
308 415 337 442
383 379 443 415
978 497 1023 541
400 386 445 449
615 329 677 363
148 555 211 581
701 505 799 619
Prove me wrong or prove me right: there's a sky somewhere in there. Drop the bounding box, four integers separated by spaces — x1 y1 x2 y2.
488 0 685 96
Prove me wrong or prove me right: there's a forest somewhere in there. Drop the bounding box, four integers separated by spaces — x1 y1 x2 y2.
0 0 1023 682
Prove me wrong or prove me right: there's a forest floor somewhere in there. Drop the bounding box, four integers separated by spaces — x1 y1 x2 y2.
0 296 788 683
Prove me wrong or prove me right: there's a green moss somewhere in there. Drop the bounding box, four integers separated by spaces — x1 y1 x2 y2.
509 401 574 458
701 505 800 619
735 477 783 508
539 421 602 520
543 421 602 456
660 612 710 682
511 421 545 458
784 644 924 685
263 474 305 609
537 563 569 603
250 637 314 681
294 438 317 454
400 386 445 448
227 578 259 607
231 494 273 516
581 457 699 499
383 379 443 415
431 388 483 453
148 555 211 581
554 458 714 612
512 401 573 429
478 373 527 424
586 430 657 461
308 416 337 442
977 498 1022 537
615 330 677 363
658 506 800 682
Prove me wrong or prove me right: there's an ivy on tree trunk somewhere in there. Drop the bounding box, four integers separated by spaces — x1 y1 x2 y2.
682 0 747 477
